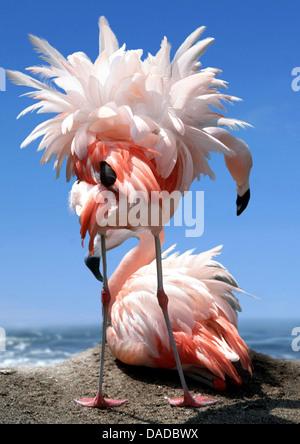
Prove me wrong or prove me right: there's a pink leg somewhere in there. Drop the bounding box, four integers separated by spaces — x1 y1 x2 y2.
154 236 218 408
75 235 126 408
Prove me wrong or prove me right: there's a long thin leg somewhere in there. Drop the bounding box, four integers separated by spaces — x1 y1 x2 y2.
97 234 109 397
154 234 218 407
75 235 126 408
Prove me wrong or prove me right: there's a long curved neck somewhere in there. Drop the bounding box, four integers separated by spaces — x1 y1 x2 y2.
108 229 165 305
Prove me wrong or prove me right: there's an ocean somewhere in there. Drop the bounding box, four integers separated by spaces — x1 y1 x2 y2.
0 318 299 368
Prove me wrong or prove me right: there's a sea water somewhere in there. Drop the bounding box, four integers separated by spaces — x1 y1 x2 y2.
0 318 299 368
0 325 100 367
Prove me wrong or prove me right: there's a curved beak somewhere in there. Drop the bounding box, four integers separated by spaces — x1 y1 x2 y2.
84 253 103 282
236 189 250 216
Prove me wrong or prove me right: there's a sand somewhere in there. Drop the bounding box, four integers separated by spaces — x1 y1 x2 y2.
0 347 299 424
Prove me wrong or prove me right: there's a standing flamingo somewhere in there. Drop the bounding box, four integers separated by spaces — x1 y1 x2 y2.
68 139 219 407
8 17 253 407
70 183 252 403
67 138 252 407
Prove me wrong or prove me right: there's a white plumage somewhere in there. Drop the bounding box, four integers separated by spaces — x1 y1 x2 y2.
7 16 249 190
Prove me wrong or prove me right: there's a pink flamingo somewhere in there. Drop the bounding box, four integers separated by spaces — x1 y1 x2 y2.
8 17 253 407
105 233 252 392
68 138 252 408
69 138 221 407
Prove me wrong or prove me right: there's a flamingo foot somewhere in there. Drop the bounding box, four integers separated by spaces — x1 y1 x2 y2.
168 390 218 407
75 392 127 408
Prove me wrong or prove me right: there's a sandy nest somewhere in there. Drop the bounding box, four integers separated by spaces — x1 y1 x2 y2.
0 347 299 424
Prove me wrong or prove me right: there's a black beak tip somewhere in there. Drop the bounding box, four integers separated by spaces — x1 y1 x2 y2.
236 189 250 216
84 253 103 282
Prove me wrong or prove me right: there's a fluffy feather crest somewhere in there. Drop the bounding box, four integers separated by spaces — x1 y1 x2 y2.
7 17 249 189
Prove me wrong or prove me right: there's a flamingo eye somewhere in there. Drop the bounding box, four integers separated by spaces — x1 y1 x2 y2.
100 161 117 187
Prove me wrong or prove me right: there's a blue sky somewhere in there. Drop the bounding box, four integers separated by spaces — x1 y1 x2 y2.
0 0 299 328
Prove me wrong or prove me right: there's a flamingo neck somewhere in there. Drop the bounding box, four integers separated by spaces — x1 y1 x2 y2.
108 229 165 306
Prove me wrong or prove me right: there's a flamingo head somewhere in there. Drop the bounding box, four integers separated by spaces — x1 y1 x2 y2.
69 139 162 254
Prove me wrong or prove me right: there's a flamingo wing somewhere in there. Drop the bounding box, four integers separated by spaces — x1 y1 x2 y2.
107 246 252 385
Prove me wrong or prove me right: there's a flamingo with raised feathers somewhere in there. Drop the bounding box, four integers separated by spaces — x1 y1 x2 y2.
7 16 252 211
8 17 253 407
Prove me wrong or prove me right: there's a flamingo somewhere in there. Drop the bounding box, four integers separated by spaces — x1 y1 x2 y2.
68 139 221 407
8 17 254 407
103 232 252 390
70 182 252 404
7 16 252 213
67 138 252 408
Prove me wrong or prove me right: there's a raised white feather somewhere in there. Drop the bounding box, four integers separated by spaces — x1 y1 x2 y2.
7 17 249 189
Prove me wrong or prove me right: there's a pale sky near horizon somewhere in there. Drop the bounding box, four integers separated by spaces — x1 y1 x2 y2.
0 0 299 328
